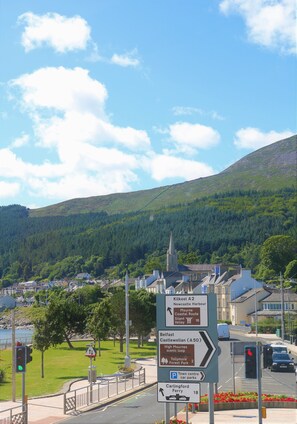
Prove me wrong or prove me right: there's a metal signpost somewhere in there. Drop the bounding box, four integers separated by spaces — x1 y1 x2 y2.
157 293 218 424
85 344 97 402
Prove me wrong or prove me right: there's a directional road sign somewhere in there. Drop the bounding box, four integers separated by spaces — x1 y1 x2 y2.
166 295 208 327
158 329 215 368
170 370 205 381
157 293 218 383
157 382 200 403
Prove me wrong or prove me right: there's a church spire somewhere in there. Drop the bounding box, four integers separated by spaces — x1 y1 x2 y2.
167 232 178 272
169 232 175 254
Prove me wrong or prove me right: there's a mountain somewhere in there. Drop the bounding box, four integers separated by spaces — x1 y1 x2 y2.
0 136 296 282
30 135 297 218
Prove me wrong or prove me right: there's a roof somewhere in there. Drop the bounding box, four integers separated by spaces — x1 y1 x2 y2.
262 291 297 302
231 288 270 303
248 309 297 317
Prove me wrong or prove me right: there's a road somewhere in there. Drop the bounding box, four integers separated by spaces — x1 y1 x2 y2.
216 332 297 396
63 331 297 424
63 385 184 424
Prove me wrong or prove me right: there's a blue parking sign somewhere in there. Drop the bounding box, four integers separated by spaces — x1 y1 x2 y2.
170 371 178 379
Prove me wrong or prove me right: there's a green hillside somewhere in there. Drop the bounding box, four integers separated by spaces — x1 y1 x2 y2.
0 135 296 285
30 135 297 217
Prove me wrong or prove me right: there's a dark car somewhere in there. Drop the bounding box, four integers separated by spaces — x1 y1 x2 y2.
271 352 295 372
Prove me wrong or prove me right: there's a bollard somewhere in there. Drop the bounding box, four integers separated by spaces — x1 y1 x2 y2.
262 406 266 419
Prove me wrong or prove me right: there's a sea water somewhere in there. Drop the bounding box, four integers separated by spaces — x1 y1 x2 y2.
0 328 33 348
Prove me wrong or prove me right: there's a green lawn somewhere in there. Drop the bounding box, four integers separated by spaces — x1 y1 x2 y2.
0 340 156 401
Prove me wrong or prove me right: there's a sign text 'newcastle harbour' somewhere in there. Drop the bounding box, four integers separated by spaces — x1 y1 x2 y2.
165 295 208 327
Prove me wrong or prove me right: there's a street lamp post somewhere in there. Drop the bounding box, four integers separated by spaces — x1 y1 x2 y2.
124 270 131 368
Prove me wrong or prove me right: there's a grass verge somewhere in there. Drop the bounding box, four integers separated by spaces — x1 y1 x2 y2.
0 339 156 400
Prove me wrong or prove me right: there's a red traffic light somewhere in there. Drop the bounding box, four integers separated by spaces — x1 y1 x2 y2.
246 348 254 357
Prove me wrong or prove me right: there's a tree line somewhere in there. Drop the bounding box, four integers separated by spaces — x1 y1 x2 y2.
31 285 156 377
0 188 296 286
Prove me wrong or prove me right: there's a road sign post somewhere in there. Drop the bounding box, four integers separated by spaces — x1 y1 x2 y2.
85 344 97 402
157 293 218 385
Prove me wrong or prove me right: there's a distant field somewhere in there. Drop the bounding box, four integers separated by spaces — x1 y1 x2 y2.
0 340 156 401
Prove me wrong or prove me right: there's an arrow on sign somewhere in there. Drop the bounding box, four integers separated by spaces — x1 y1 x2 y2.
199 331 215 367
159 388 164 396
196 371 205 381
167 307 172 315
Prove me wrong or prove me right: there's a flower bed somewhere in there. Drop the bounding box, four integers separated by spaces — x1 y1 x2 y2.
187 392 297 412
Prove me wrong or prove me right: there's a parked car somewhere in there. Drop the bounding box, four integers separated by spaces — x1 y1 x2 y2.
270 352 295 372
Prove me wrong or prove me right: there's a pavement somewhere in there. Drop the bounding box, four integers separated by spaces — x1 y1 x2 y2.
0 331 296 424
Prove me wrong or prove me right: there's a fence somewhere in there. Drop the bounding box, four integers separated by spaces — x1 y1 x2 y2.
64 368 146 414
0 337 32 350
0 404 27 424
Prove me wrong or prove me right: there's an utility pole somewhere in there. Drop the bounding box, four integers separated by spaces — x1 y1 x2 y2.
280 273 285 341
254 282 258 337
12 308 16 401
124 270 131 368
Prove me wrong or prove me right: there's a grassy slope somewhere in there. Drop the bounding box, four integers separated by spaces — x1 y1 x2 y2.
30 135 297 217
0 340 156 400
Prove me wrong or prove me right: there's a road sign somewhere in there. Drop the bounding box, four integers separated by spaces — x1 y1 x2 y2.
157 293 219 383
170 370 205 381
158 330 215 368
85 346 96 357
165 295 208 327
157 382 200 403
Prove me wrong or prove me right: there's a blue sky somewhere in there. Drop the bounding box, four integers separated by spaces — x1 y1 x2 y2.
0 0 296 209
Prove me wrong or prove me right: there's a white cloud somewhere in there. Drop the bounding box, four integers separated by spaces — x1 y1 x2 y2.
10 67 108 116
111 50 140 67
149 154 215 182
18 12 91 53
10 133 29 148
28 168 138 201
172 106 203 116
220 0 296 55
169 122 220 155
172 106 224 120
0 181 20 197
233 127 294 149
5 66 152 202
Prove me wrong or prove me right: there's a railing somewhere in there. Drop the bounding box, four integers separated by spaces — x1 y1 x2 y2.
0 404 27 424
64 368 146 414
0 337 33 350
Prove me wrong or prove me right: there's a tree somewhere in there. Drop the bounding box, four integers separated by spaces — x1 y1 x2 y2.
32 313 53 378
130 290 156 347
71 285 104 306
87 298 111 356
109 289 126 352
258 235 297 279
45 294 87 349
284 260 297 281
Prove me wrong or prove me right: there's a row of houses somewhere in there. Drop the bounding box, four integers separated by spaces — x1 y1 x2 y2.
135 234 297 327
1 233 296 327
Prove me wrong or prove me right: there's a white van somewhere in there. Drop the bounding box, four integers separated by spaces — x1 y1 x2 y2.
270 342 289 354
217 323 230 340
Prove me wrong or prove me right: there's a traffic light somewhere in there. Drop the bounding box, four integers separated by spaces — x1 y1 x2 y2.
263 345 273 369
26 345 33 364
244 345 257 378
15 346 26 373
